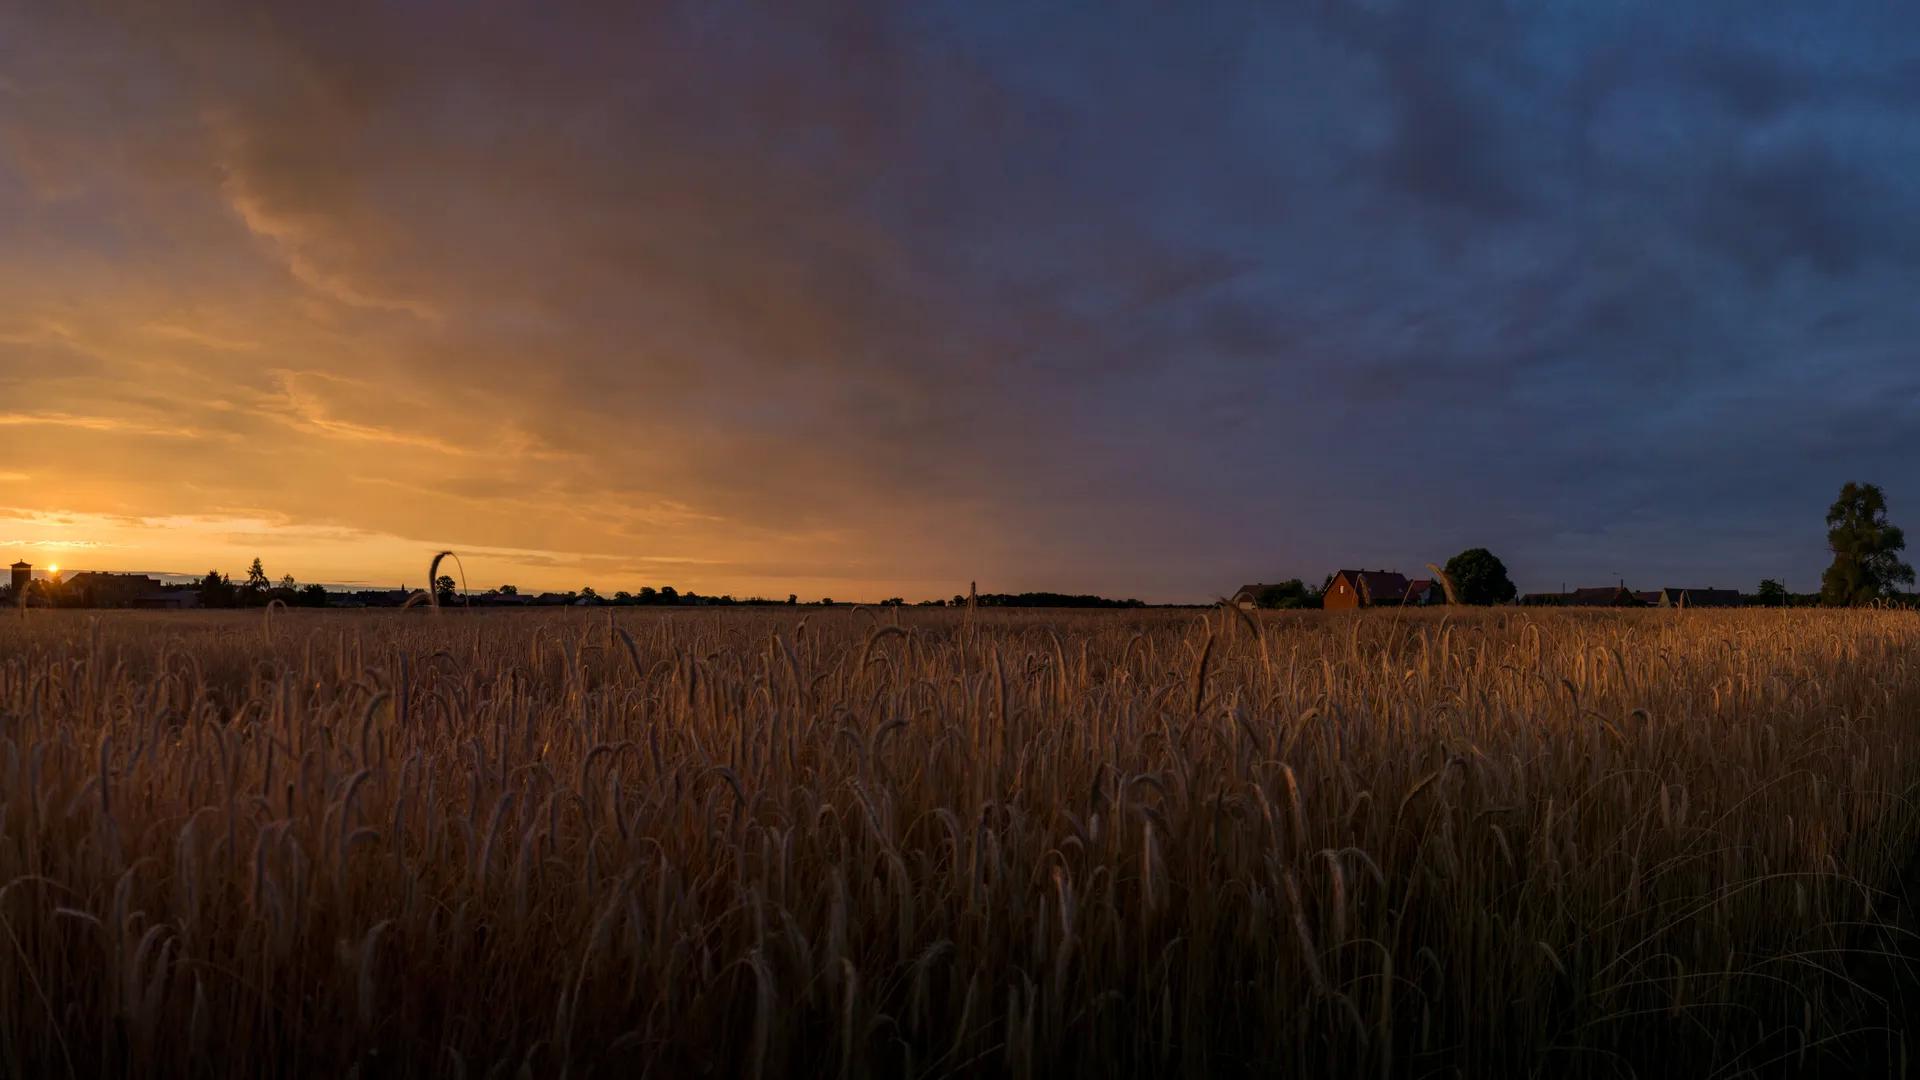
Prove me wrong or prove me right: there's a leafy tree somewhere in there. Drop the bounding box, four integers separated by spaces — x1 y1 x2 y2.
1443 548 1517 605
1254 580 1311 609
299 583 330 607
497 584 518 596
787 594 798 605
614 590 633 603
435 575 459 606
658 586 678 603
578 585 599 602
244 557 269 594
882 597 904 607
1821 482 1914 605
637 586 658 604
819 597 833 606
1756 579 1788 606
199 570 235 609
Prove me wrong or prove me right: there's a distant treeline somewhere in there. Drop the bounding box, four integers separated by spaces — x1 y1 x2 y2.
964 592 1147 609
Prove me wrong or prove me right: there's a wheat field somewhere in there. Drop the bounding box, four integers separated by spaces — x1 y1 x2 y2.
2 606 1919 1077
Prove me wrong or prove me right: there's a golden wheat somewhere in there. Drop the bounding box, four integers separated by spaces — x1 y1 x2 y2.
0 607 1916 1076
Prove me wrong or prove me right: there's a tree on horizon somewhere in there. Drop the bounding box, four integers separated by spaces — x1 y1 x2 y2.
1821 482 1913 605
1443 548 1517 605
199 570 234 609
1255 580 1313 609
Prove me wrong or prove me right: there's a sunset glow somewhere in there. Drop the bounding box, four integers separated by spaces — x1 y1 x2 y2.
3 5 1915 599
9 6 1920 1078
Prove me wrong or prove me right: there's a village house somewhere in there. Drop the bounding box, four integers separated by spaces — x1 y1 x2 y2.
1404 578 1444 605
477 590 532 606
60 572 164 608
1323 569 1412 610
1523 586 1643 606
1230 584 1279 610
1567 586 1642 606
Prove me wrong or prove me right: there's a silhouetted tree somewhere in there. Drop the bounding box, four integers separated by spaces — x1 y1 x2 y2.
199 570 235 609
1254 580 1312 609
638 586 657 604
498 584 518 596
1756 579 1788 606
1443 548 1517 605
435 575 459 606
614 591 633 603
1822 482 1914 605
787 594 798 605
658 586 678 603
578 585 599 602
244 557 269 596
299 583 330 607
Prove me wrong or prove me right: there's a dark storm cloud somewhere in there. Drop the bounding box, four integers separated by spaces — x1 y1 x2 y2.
4 0 1919 596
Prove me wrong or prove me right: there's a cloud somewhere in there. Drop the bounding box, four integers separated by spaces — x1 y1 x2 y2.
141 321 258 352
2 2 1918 596
216 144 439 319
0 412 207 438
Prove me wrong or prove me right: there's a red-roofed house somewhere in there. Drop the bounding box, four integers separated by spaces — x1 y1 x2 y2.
1324 569 1412 610
1405 579 1445 605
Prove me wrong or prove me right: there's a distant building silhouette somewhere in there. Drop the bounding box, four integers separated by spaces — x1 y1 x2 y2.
1324 569 1413 609
1567 586 1641 606
1404 578 1444 605
63 572 164 608
1523 586 1644 607
9 561 27 595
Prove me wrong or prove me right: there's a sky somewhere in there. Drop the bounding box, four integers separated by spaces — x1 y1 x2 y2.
2 2 1917 601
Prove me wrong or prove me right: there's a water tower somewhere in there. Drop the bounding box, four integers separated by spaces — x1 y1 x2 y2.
10 561 29 595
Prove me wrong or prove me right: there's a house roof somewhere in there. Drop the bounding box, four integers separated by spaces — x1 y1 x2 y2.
1566 586 1640 605
1232 583 1269 599
1334 569 1411 602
